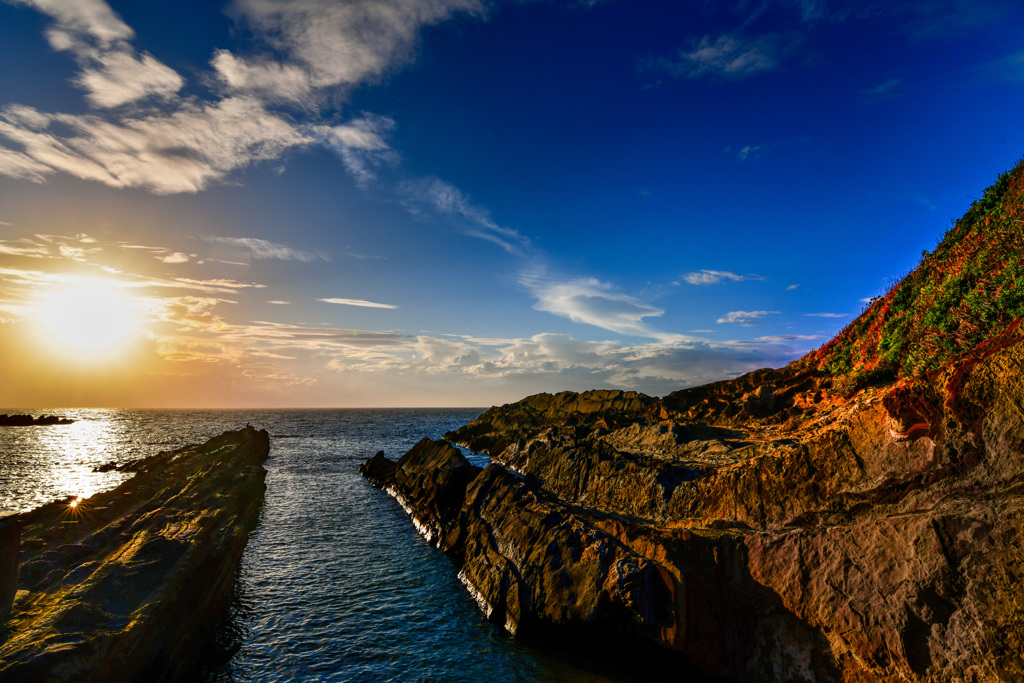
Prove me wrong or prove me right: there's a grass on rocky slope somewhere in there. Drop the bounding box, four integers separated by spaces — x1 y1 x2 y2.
800 157 1024 383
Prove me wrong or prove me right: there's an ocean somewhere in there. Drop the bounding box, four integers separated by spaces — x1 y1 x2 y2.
0 408 676 682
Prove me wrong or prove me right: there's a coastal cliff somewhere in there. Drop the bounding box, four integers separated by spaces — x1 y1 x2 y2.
363 160 1024 681
0 426 269 683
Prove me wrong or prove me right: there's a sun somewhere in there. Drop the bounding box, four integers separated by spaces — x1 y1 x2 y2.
36 281 137 357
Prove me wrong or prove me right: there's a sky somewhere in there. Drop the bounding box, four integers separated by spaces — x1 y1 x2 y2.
0 0 1022 408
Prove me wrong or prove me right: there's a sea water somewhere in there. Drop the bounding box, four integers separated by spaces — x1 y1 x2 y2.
0 409 690 682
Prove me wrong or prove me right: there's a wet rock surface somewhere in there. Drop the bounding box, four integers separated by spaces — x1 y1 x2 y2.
367 324 1024 681
0 426 269 683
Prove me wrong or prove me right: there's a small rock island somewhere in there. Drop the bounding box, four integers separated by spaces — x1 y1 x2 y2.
0 426 269 682
362 162 1024 680
0 414 75 426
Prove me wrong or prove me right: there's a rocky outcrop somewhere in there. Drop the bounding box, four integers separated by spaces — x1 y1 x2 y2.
367 322 1024 681
0 426 269 683
0 414 75 426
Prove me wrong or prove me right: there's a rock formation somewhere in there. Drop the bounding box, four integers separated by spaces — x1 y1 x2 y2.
362 159 1024 681
0 414 75 426
0 426 269 682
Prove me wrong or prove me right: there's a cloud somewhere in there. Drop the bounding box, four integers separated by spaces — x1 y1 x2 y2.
9 0 133 47
716 310 779 324
227 0 484 96
521 271 667 338
267 300 290 305
205 237 328 262
787 284 800 290
319 113 399 187
737 145 762 160
75 51 184 108
803 312 848 318
678 270 759 285
0 97 312 193
399 177 530 254
317 297 399 309
159 252 191 264
647 33 789 81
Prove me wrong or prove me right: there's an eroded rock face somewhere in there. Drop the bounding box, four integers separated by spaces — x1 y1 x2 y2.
0 426 270 683
367 324 1024 681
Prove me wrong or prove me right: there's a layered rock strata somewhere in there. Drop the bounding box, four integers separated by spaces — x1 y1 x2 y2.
366 323 1024 681
0 426 269 683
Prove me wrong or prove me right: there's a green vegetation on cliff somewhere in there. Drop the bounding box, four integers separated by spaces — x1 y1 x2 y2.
804 157 1024 380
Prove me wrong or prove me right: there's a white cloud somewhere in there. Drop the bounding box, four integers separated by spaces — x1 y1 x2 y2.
228 0 484 95
267 300 290 305
159 252 191 264
211 50 313 101
803 312 848 318
205 237 328 262
787 284 800 290
317 297 399 309
716 310 779 324
75 51 183 108
10 0 133 47
399 177 530 254
678 269 755 285
521 271 668 338
0 97 312 193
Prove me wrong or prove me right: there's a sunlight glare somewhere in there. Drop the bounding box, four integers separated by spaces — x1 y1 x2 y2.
37 281 137 356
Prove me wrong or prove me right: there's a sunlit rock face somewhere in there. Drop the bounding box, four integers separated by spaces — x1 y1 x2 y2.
366 324 1024 681
0 426 269 682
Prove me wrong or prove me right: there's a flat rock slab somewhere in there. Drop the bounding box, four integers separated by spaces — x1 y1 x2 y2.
0 426 269 683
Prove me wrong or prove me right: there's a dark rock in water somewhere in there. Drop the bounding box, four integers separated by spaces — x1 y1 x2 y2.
0 414 75 426
0 516 18 621
0 426 269 682
362 439 678 644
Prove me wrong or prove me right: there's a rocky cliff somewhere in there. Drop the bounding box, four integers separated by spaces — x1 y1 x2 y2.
0 426 269 683
362 160 1024 681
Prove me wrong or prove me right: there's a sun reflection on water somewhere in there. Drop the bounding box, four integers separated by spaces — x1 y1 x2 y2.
0 409 134 515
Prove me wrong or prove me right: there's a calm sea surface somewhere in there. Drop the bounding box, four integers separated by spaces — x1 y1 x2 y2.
0 409 679 682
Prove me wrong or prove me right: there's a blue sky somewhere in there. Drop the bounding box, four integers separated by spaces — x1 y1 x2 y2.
0 0 1022 408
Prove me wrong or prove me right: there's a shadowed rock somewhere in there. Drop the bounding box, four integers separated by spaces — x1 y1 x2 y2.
0 426 269 683
0 415 75 426
0 516 18 620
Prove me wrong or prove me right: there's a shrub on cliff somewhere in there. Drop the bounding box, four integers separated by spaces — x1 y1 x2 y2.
803 157 1024 380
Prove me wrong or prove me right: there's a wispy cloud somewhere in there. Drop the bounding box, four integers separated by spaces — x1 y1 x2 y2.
399 176 530 254
803 312 848 318
317 297 399 310
205 237 328 263
677 269 763 285
520 270 669 338
716 310 779 324
226 0 483 99
644 33 791 81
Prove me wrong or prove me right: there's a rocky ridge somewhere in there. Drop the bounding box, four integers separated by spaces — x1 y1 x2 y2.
362 161 1024 682
0 426 269 682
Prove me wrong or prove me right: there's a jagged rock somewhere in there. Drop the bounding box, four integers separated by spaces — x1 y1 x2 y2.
0 426 269 682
